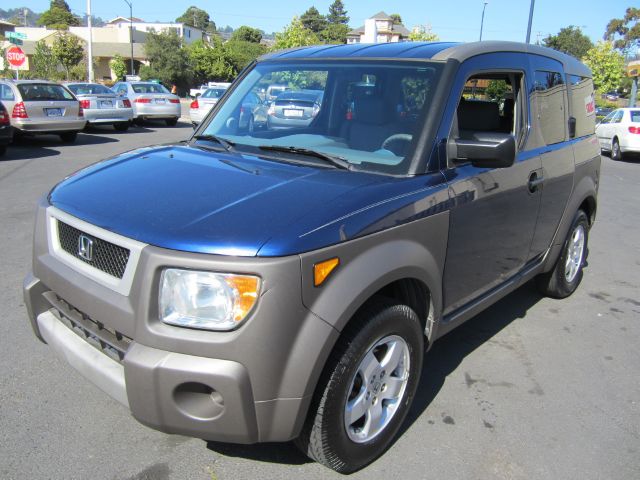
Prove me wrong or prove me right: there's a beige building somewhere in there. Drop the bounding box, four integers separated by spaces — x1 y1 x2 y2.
347 12 411 44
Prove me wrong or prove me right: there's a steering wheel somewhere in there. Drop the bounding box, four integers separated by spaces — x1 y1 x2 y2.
381 133 413 155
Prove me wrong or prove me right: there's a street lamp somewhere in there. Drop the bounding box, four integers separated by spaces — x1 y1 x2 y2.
479 1 488 41
526 0 535 44
87 0 94 82
123 0 134 76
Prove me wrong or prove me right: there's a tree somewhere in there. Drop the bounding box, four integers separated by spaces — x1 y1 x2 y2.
273 17 320 50
51 32 84 80
604 7 639 53
231 26 262 43
582 41 625 93
141 30 192 88
224 40 267 74
109 54 127 81
189 39 234 82
301 7 327 34
543 26 593 60
486 80 508 100
37 0 80 29
389 13 403 25
32 41 59 80
408 25 440 42
176 6 214 32
327 0 349 25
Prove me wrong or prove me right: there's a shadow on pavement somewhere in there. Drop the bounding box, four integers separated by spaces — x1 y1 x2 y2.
206 440 312 466
1 144 60 161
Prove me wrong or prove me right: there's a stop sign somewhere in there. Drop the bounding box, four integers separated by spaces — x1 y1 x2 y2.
6 46 26 67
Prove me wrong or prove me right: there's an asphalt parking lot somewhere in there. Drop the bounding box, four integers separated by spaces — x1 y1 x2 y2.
0 122 638 480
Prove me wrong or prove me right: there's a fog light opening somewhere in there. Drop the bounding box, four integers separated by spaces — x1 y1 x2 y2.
173 382 225 420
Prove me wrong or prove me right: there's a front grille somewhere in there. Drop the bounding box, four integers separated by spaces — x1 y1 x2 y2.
43 291 131 363
57 220 130 279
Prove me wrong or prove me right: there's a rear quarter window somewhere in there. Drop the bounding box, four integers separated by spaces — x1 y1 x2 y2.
532 71 567 145
17 84 75 101
568 75 596 138
630 110 640 123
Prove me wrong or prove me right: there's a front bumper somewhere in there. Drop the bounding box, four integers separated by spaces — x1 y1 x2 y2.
23 201 338 443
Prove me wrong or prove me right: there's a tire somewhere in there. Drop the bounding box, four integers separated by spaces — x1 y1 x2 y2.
536 209 589 299
295 297 424 473
113 122 129 132
59 131 78 143
611 138 622 161
165 117 178 127
0 145 6 156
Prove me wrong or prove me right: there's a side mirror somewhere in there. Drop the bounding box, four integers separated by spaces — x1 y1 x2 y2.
453 134 516 169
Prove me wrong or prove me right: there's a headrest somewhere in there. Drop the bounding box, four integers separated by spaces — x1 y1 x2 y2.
458 100 500 131
355 97 386 125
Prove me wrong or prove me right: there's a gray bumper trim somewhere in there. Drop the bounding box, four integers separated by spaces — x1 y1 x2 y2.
37 310 129 407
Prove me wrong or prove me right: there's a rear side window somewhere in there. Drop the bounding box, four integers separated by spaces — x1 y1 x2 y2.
1 84 15 101
532 70 566 145
568 75 596 137
629 110 640 123
17 84 75 101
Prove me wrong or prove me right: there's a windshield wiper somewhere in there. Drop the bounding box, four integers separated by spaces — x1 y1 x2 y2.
192 134 236 152
257 145 351 170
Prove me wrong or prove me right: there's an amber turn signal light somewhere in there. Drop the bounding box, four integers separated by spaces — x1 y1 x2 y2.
314 257 340 287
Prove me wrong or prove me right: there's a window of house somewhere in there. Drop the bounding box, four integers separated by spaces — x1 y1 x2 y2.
532 70 567 145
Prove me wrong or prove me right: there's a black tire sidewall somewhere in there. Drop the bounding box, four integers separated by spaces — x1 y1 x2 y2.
554 210 589 296
317 302 423 471
612 138 621 160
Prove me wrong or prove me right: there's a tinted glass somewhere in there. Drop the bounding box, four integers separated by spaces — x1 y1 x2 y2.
0 84 15 101
201 88 226 99
67 83 114 95
17 83 75 101
532 70 566 145
198 61 444 175
568 74 596 137
131 83 169 94
630 110 640 123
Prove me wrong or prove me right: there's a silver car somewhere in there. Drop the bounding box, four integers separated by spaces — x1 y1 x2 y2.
189 87 227 126
66 83 133 131
112 81 181 126
0 80 86 142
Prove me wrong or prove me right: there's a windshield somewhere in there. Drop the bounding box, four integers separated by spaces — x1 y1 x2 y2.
132 83 170 94
196 60 444 175
202 88 227 99
67 83 114 95
17 83 75 101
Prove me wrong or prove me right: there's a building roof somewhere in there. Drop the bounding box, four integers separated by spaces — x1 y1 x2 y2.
0 20 17 26
107 16 144 24
347 22 411 37
20 40 146 59
370 12 393 20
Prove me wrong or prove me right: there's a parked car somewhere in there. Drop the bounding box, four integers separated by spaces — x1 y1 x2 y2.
189 82 231 99
24 41 600 474
0 101 10 156
189 86 228 126
112 81 181 126
595 107 640 160
65 83 133 131
0 80 85 142
604 91 620 101
266 89 323 130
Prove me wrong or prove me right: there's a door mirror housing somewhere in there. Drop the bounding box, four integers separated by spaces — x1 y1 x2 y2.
453 133 516 169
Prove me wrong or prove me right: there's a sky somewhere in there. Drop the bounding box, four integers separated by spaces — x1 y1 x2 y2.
15 0 632 44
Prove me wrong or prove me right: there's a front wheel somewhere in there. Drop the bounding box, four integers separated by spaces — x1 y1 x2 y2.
59 131 78 143
536 209 589 298
295 297 424 473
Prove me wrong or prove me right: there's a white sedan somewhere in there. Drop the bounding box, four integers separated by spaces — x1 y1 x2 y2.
189 87 228 126
595 107 640 160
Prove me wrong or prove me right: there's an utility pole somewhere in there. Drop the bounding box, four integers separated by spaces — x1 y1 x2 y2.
123 0 134 76
526 0 535 43
479 2 488 41
87 0 94 82
23 9 28 27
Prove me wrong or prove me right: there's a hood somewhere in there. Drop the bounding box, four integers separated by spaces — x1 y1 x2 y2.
49 144 390 256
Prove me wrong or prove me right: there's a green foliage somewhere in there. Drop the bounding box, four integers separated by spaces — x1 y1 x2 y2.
224 40 266 73
109 54 127 81
188 37 266 83
231 26 263 43
327 0 349 25
543 26 593 60
300 7 328 34
320 23 349 44
604 7 639 53
176 6 213 31
486 80 508 100
389 14 402 25
408 25 439 42
32 40 59 80
273 17 320 50
0 7 40 27
142 30 192 88
37 0 79 29
583 41 625 94
51 32 84 80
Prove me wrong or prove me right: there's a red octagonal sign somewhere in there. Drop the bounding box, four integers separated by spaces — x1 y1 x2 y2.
6 46 26 67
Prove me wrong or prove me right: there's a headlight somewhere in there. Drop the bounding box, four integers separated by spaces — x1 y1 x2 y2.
159 269 260 331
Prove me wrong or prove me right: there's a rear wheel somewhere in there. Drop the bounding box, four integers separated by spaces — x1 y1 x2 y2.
165 117 179 127
611 138 622 161
295 297 424 473
113 122 130 132
536 209 589 298
59 131 78 143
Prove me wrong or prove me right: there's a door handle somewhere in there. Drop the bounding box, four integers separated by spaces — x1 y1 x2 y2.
528 172 544 193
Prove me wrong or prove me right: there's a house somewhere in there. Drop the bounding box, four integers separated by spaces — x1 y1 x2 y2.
0 19 16 38
106 18 206 44
347 12 411 44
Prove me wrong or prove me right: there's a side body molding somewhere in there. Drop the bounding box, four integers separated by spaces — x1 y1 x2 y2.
299 211 450 338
